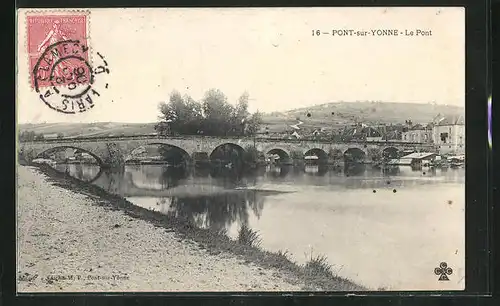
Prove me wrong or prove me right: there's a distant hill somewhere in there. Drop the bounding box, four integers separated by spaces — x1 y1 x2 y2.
19 102 464 137
262 101 464 133
18 122 157 138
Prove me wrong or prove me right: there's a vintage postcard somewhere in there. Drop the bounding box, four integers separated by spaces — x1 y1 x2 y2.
16 7 465 292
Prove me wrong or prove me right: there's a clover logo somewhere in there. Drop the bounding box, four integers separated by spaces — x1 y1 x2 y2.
434 262 453 281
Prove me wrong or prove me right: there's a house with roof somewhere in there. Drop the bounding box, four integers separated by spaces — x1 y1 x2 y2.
363 126 383 142
380 124 409 141
341 124 383 142
382 130 401 141
431 115 465 155
401 124 433 143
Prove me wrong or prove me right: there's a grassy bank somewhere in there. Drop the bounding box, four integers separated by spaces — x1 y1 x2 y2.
30 163 366 292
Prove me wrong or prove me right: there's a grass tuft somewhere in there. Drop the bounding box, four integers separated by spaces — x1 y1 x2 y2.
276 249 290 260
216 228 228 237
237 224 262 248
304 253 333 276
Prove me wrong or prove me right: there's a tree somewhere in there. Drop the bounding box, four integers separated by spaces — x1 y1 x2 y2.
232 92 250 135
235 92 250 118
18 131 28 141
243 145 259 164
19 131 37 141
245 111 262 136
156 91 202 136
57 133 64 139
202 89 234 136
103 142 124 167
156 89 261 137
154 121 171 136
183 94 204 134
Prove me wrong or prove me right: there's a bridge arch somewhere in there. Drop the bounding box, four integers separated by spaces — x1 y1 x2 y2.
35 146 104 165
266 148 291 164
382 147 400 159
304 148 329 163
343 147 367 163
126 143 192 166
209 143 246 164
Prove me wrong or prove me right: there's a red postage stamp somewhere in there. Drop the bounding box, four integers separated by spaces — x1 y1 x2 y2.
27 13 90 90
24 11 110 114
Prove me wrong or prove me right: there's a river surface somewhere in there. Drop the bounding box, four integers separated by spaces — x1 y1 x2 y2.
53 163 465 291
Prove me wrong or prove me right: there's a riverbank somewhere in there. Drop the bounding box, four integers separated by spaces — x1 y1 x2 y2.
17 164 365 292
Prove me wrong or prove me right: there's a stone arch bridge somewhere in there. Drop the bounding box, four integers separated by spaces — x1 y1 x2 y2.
19 135 436 166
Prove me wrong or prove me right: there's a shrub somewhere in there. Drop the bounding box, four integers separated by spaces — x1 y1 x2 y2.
237 224 261 247
102 142 124 167
304 254 333 276
243 145 259 164
276 249 290 260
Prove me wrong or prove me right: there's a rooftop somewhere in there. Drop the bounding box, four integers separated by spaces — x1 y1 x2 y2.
408 124 428 131
435 115 465 126
382 130 401 140
343 126 382 137
387 158 413 165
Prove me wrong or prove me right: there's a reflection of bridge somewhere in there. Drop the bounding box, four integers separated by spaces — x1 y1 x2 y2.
19 135 435 166
78 163 463 199
90 167 252 198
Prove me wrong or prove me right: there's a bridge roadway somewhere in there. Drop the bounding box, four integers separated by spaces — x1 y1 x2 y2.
19 134 436 166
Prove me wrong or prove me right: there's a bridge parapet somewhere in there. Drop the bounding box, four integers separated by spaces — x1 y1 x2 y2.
19 135 437 166
20 134 435 147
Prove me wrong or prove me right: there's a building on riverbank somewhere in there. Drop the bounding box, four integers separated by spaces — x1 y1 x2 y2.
401 124 433 144
431 115 465 155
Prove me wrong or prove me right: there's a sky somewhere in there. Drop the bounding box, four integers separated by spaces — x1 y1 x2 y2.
17 7 465 124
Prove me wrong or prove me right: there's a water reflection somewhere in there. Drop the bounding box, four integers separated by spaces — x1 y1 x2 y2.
55 163 465 195
160 166 189 189
344 163 367 177
304 165 329 176
154 191 266 232
49 162 465 289
54 163 102 183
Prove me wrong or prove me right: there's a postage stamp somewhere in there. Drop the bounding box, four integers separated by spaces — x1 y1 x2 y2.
27 14 89 89
25 12 110 114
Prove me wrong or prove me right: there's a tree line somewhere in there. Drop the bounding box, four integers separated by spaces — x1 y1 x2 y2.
19 131 45 141
155 89 262 137
19 131 65 141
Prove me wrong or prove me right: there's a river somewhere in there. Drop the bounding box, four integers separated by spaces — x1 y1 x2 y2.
52 163 465 291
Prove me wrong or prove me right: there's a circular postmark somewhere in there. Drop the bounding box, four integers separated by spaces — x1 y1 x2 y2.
33 39 110 114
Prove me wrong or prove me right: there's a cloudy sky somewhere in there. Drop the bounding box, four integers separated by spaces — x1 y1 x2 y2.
17 7 464 123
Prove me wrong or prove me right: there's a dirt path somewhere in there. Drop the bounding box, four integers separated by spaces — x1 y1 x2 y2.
16 166 303 292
